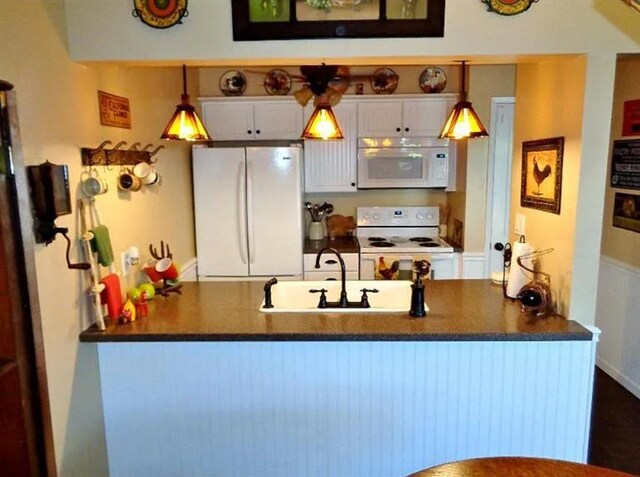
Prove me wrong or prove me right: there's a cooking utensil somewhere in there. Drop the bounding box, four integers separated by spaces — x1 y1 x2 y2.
79 199 106 331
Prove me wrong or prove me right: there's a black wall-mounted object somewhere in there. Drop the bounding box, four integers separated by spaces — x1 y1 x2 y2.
26 161 89 270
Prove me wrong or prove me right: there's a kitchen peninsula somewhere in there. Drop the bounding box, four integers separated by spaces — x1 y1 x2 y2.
81 280 597 477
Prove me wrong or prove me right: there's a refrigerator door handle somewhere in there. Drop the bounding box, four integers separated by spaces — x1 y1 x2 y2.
238 160 248 265
246 162 255 264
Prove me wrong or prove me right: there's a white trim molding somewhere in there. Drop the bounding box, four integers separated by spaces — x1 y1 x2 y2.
595 255 640 400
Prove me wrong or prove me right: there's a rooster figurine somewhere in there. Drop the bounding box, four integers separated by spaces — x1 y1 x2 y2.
376 257 400 280
532 156 552 195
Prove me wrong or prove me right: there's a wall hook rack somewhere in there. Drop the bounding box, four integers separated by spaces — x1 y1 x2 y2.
81 140 164 167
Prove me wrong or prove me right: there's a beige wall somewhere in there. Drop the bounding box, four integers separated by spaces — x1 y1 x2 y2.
601 57 640 268
511 57 586 316
1 2 195 475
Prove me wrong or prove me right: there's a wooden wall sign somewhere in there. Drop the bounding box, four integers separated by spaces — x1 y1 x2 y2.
98 91 131 129
611 139 640 190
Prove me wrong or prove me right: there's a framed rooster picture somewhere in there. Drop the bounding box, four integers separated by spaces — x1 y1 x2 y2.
521 137 564 214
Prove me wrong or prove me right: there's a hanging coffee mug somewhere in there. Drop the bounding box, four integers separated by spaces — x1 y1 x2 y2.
118 168 141 191
133 162 159 186
81 169 108 196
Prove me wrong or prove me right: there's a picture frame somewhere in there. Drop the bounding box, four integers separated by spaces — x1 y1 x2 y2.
231 0 445 41
520 137 564 214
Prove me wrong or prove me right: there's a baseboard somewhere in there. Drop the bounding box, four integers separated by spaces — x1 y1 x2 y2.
180 257 197 282
601 254 640 275
596 357 640 400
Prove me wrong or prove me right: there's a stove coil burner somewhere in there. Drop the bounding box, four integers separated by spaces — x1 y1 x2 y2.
419 242 440 248
368 237 387 242
369 241 395 248
410 237 434 243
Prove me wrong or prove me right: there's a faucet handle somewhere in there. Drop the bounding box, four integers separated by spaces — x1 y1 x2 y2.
309 288 328 308
359 288 379 308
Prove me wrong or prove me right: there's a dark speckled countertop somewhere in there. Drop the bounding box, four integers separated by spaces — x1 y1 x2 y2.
80 280 592 343
303 236 360 254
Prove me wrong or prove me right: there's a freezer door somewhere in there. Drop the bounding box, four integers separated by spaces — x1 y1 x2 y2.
192 148 249 277
245 146 303 277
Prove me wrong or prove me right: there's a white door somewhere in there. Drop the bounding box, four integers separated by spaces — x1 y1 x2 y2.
246 146 303 277
193 148 249 277
202 102 254 140
253 102 303 140
402 98 455 137
304 101 358 192
485 98 515 277
357 100 402 137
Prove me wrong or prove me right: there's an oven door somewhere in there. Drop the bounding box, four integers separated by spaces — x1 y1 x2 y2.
360 253 430 281
357 146 448 189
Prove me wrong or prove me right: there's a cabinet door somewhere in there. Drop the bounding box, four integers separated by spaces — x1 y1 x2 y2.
430 253 461 280
357 100 402 137
304 102 358 193
402 98 454 137
202 102 254 140
253 102 303 140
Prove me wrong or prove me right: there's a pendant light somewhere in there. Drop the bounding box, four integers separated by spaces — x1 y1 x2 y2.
301 102 344 140
161 65 211 142
439 61 488 140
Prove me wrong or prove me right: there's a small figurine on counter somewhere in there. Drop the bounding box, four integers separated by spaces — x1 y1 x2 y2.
122 299 136 323
135 291 149 319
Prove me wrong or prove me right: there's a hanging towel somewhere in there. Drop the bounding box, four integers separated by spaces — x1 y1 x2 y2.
90 224 114 267
375 256 400 280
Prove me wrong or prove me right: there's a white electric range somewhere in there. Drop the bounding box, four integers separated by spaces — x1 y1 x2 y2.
356 206 460 280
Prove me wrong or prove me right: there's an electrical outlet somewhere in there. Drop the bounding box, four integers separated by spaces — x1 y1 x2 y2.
121 251 131 276
514 213 526 236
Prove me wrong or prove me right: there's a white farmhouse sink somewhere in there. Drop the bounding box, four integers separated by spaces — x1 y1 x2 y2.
259 280 428 313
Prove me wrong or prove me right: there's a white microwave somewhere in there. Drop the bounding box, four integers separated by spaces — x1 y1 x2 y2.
357 137 449 189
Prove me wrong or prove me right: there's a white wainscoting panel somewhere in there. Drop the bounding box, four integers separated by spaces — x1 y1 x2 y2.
179 257 197 282
596 255 640 399
99 340 596 477
462 252 486 279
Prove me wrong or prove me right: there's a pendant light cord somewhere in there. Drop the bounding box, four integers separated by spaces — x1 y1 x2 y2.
182 64 188 96
459 60 467 102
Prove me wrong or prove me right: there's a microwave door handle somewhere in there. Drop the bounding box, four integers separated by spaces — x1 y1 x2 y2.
238 160 248 265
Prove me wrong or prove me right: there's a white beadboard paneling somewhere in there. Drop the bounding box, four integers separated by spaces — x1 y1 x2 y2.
596 255 640 399
99 339 596 477
462 252 486 279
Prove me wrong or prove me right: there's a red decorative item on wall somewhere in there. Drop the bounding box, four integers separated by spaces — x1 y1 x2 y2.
132 0 189 29
622 99 640 137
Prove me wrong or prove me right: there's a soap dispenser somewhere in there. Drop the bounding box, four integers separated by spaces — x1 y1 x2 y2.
409 260 430 318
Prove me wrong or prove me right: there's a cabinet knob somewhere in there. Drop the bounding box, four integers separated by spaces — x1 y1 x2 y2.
351 182 356 187
256 129 261 134
247 130 252 134
405 127 410 132
396 127 401 132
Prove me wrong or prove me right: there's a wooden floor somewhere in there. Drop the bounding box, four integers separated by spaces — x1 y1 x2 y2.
589 367 640 475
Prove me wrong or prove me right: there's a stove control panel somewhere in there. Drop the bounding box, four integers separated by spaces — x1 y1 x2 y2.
357 206 440 227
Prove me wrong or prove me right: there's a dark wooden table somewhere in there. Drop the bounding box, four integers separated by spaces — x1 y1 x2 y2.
408 457 635 476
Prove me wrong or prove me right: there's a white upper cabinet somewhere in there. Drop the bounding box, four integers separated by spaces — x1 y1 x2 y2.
304 100 358 193
201 98 303 140
357 94 457 137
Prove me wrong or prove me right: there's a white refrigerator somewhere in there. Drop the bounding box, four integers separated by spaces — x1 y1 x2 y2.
192 145 304 279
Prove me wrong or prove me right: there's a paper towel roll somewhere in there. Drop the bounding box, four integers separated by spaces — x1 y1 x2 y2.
506 241 534 299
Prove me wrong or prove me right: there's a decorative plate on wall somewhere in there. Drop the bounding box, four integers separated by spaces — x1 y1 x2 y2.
219 70 247 97
264 69 292 96
132 0 189 29
481 0 538 15
371 67 399 95
419 67 447 94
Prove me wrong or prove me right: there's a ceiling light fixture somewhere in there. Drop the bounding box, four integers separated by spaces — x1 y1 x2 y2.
301 102 344 140
161 65 211 142
439 60 489 140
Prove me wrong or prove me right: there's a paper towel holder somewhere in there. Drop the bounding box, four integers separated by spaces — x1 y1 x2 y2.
515 247 554 316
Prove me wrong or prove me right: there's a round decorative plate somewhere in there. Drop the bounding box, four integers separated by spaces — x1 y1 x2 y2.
482 0 537 16
371 67 399 95
264 69 292 96
219 70 247 97
419 67 447 94
132 0 189 29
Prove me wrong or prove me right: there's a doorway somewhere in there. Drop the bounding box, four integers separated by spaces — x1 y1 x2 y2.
485 97 515 277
